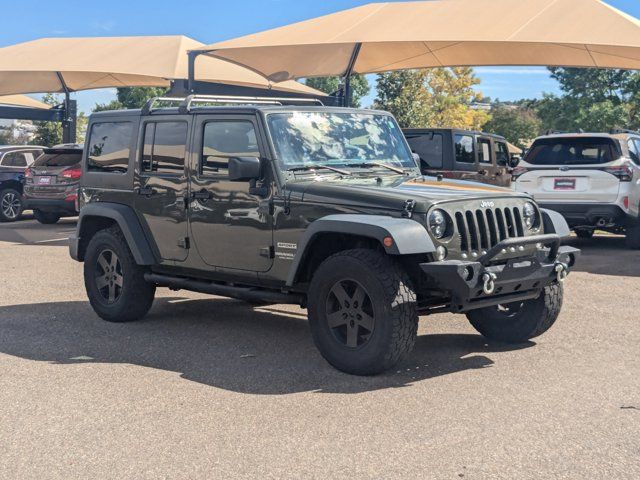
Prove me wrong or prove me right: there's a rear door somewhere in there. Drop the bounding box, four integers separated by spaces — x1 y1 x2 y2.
515 137 622 203
493 139 513 187
452 133 481 182
476 136 502 185
134 118 190 262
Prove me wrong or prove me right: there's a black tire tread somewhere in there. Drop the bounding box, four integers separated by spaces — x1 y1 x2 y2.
33 209 61 225
467 283 563 344
84 225 155 323
626 224 640 249
309 248 418 375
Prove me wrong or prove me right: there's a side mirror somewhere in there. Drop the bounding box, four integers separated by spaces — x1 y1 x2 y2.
509 156 521 169
229 156 261 182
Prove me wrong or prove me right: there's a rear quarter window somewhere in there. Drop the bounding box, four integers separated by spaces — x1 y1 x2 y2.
406 133 444 168
87 122 133 174
525 137 619 166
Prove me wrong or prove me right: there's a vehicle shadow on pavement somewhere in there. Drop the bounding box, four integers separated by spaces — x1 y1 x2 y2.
0 298 533 394
0 218 77 248
565 235 640 277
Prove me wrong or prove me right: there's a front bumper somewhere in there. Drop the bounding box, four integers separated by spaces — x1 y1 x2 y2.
420 234 580 313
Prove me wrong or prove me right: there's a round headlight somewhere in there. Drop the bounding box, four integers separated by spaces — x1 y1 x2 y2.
523 202 537 229
429 209 448 239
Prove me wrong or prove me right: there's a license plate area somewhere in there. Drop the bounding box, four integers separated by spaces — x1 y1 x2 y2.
36 176 54 185
554 178 576 190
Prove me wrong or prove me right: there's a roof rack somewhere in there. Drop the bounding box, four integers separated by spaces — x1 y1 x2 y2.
610 128 640 135
142 94 324 115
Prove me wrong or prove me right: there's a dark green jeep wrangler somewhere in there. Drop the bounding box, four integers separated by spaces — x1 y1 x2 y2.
70 96 579 375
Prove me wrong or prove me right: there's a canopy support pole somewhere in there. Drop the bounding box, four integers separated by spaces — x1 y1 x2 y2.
188 51 205 94
56 72 77 144
341 43 362 108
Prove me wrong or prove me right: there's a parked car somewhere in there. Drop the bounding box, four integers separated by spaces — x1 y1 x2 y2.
404 128 518 187
23 144 83 224
513 130 640 248
0 145 44 222
69 98 578 376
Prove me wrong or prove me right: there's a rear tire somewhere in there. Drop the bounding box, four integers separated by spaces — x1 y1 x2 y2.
0 188 23 222
466 283 563 344
308 249 418 376
84 226 156 323
625 223 640 249
33 210 61 225
575 228 594 239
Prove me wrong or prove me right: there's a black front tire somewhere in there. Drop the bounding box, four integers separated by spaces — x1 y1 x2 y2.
0 188 23 222
84 226 156 323
308 249 418 376
575 228 594 239
33 210 61 225
466 283 563 344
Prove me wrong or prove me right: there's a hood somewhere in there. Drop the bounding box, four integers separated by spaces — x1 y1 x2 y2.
288 175 529 213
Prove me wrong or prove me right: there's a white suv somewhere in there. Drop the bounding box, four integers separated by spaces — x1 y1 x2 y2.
514 131 640 248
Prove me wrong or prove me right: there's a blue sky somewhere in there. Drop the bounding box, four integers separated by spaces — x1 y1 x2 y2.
1 0 638 112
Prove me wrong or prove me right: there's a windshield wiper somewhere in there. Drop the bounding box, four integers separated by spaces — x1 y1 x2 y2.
344 162 408 175
288 165 352 176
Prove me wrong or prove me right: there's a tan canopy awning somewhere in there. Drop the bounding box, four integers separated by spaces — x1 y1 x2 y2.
199 0 640 82
0 35 321 96
0 94 50 109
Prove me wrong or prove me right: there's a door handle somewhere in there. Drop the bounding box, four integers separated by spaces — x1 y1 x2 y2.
191 190 213 201
137 187 156 196
478 170 488 176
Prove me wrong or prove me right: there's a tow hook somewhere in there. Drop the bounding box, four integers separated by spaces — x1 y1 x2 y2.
482 273 498 295
555 263 569 283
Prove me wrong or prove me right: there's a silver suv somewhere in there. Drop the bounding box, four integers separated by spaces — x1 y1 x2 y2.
514 130 640 248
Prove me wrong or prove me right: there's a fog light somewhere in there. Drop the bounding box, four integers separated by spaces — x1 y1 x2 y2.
435 246 447 261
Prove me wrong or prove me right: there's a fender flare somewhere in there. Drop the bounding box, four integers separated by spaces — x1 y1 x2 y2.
541 208 571 238
75 203 157 265
286 214 436 286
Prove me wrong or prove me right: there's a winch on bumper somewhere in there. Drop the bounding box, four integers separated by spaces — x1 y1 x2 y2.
421 234 580 313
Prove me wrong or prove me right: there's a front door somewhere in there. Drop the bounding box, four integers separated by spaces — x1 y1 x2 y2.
134 118 190 262
189 115 273 272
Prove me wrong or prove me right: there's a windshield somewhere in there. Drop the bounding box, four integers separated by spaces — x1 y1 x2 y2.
525 138 619 166
266 112 416 170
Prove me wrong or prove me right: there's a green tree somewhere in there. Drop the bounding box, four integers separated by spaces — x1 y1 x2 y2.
305 75 370 108
483 106 542 147
33 93 63 146
94 87 168 112
533 68 640 132
373 68 490 129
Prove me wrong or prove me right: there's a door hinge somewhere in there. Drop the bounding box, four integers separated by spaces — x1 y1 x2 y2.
260 246 275 259
178 237 191 249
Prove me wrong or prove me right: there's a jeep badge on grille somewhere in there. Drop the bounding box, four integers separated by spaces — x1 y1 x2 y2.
480 201 495 208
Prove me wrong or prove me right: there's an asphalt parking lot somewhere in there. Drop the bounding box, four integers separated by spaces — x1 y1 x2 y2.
1 218 639 479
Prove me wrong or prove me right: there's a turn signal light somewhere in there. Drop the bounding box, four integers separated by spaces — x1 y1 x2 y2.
511 166 529 180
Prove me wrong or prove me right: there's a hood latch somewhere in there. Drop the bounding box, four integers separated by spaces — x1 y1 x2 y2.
402 199 417 218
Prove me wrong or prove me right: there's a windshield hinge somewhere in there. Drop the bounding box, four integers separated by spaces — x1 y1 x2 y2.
402 199 417 219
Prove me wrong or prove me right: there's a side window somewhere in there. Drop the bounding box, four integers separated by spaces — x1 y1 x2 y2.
454 134 475 163
628 139 640 165
87 122 133 174
496 142 510 166
201 121 259 176
2 152 28 167
407 134 444 169
478 139 492 164
142 121 188 175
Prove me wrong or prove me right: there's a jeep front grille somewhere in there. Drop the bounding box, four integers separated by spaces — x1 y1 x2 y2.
454 207 526 253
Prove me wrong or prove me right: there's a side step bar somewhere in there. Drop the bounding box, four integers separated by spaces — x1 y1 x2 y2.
144 273 305 306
